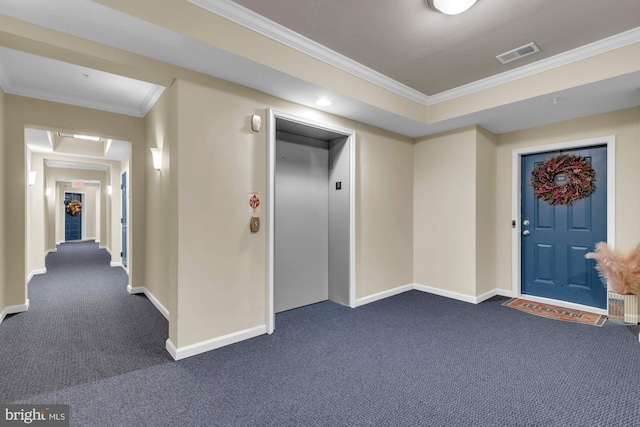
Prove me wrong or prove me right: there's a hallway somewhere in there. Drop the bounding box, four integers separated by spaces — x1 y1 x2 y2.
0 241 171 403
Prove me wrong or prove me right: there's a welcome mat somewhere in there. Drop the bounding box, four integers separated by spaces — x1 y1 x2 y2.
502 298 607 327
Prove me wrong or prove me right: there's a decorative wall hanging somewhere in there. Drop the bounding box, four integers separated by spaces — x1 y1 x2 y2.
65 199 83 216
531 154 596 205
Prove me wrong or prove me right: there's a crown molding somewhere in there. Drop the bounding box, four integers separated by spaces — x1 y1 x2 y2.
187 0 430 105
4 85 146 117
187 0 640 109
427 26 640 105
139 85 166 116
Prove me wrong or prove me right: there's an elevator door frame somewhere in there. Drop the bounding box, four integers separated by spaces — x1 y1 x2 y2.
266 108 356 334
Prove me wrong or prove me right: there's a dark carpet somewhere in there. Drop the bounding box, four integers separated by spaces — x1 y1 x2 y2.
0 241 171 403
2 243 640 426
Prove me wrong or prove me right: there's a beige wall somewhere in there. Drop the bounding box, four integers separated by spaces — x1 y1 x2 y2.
355 129 414 298
413 125 498 299
475 127 498 296
147 77 413 349
145 80 177 337
4 95 145 307
0 86 5 312
414 127 478 295
496 107 640 293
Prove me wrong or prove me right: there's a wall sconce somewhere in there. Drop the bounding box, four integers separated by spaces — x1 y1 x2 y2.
28 171 38 187
150 147 163 171
107 185 112 195
45 187 52 197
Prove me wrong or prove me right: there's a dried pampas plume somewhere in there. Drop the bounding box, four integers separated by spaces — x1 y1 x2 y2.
585 242 640 295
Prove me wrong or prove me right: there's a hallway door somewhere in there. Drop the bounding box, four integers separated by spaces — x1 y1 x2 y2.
64 192 83 241
521 146 607 308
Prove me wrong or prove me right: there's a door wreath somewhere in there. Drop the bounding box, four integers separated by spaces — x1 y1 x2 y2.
65 199 83 216
531 154 596 205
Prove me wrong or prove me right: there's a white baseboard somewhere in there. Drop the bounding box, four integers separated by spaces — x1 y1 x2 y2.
100 246 111 255
127 285 169 320
27 268 47 283
353 284 413 308
56 241 63 245
166 324 267 361
110 261 123 268
0 300 30 325
413 283 482 304
46 248 57 255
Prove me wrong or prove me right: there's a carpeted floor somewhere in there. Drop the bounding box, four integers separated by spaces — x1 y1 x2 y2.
2 242 640 426
0 241 172 403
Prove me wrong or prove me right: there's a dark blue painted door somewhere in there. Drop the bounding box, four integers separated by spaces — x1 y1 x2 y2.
64 192 83 241
121 171 128 268
521 146 607 308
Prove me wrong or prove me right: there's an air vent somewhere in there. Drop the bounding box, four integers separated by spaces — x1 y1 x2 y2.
496 42 540 64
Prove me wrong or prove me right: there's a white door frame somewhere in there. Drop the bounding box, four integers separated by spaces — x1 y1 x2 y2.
511 135 615 315
266 108 356 334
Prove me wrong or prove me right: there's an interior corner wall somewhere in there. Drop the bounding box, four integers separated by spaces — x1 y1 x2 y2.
496 107 640 293
475 127 498 296
329 136 350 306
0 86 6 313
413 127 478 297
27 152 47 276
167 77 413 350
4 95 145 307
144 80 177 341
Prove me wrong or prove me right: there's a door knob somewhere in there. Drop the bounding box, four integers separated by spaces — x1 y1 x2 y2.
522 230 530 236
523 220 530 226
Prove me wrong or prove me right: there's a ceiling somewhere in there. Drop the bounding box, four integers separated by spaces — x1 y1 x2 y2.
0 0 639 139
230 0 640 95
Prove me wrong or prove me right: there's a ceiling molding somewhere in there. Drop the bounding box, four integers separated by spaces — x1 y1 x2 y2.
3 84 151 117
188 0 640 107
427 26 640 105
139 85 166 116
187 0 430 105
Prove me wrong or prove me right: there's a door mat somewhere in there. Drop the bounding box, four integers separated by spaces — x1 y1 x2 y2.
502 298 606 327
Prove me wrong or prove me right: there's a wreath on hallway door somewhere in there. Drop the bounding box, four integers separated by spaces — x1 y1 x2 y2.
65 199 83 216
531 154 596 205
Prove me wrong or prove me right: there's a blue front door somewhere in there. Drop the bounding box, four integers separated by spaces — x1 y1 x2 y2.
521 146 607 308
64 192 83 241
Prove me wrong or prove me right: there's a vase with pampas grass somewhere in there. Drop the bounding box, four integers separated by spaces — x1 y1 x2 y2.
585 242 640 324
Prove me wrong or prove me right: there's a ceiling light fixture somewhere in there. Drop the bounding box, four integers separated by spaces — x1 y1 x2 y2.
315 98 332 107
57 132 102 142
427 0 477 15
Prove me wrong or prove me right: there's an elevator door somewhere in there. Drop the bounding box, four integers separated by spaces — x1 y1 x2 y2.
274 137 329 313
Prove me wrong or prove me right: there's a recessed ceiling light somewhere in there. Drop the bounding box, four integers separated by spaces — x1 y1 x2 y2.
315 98 332 107
427 0 477 15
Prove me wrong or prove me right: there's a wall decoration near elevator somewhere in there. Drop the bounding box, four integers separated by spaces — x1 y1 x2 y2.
248 192 261 213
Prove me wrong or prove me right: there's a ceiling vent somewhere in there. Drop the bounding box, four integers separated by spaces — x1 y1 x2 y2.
496 42 540 64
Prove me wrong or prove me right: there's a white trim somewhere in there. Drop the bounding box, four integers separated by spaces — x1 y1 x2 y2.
127 285 169 320
511 136 616 308
110 261 123 268
188 0 640 106
139 85 166 116
27 268 47 283
165 325 267 361
46 248 57 255
353 284 414 308
0 300 30 325
266 108 356 333
414 283 498 304
100 245 111 255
